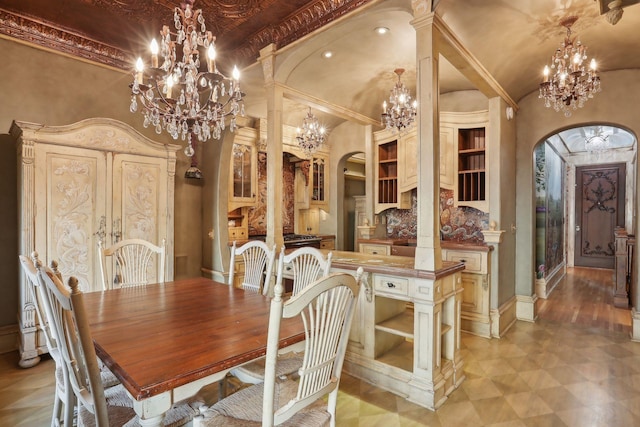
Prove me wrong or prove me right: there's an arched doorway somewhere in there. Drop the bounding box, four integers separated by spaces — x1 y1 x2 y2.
340 152 366 251
533 124 636 298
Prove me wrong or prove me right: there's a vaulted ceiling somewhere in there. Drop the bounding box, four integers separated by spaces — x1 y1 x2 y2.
2 0 640 133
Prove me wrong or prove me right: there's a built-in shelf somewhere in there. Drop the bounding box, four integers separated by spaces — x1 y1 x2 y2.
458 127 486 203
375 311 413 338
375 340 413 372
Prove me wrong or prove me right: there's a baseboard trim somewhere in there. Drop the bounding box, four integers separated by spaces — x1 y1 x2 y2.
516 293 538 322
490 296 517 338
631 307 640 342
0 324 18 355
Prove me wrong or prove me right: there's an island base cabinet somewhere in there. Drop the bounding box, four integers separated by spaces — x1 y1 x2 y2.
344 270 463 411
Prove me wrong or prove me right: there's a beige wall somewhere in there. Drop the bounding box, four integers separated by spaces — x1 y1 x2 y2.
515 69 640 299
0 38 203 328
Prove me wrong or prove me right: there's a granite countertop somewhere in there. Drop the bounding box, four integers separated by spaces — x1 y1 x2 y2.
357 238 492 252
323 250 464 280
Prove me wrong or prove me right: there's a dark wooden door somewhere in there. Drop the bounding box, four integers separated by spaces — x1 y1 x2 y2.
574 163 626 268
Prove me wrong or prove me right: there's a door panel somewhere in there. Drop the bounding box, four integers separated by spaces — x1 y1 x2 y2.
575 164 625 268
36 145 107 292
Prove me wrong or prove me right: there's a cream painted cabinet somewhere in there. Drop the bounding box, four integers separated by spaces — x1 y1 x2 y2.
442 246 491 338
374 127 415 213
309 155 329 211
358 241 391 255
439 125 456 189
229 127 258 211
13 118 179 367
440 111 489 212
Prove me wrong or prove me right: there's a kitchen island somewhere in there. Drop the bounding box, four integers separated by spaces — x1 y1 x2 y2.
319 250 465 411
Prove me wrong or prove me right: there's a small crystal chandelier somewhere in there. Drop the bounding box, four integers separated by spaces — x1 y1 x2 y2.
296 108 327 157
539 16 601 117
584 126 610 158
129 0 245 159
381 68 417 131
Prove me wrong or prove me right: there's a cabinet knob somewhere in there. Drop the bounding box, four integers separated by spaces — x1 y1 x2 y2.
460 259 466 263
372 251 378 254
386 282 396 288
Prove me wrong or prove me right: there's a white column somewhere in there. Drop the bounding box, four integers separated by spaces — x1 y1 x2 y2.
411 10 442 271
259 44 285 250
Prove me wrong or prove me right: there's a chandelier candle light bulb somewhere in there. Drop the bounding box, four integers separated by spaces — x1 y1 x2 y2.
150 39 159 68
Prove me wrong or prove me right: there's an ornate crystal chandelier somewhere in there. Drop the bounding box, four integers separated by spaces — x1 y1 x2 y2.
381 68 417 131
296 108 327 157
129 0 245 158
539 17 600 117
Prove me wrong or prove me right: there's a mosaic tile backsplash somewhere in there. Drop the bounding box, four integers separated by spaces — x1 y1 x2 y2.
385 188 489 244
248 153 295 235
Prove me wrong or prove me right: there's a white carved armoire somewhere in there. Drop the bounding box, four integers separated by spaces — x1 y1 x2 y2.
12 118 179 367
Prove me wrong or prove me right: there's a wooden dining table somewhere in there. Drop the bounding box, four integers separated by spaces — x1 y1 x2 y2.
83 276 305 426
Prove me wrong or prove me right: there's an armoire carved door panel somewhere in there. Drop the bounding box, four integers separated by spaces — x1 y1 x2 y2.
109 154 168 285
35 145 107 293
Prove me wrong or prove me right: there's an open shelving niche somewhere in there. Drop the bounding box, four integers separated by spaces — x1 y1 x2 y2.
373 294 457 380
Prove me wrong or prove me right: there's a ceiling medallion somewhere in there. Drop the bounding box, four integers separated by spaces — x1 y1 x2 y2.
381 68 417 131
539 16 601 117
129 0 245 173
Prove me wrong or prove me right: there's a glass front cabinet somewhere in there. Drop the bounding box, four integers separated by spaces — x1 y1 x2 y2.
229 128 258 211
309 155 329 211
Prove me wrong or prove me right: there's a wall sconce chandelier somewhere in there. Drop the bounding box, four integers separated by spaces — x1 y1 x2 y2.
539 16 600 117
296 108 327 157
129 0 245 159
381 68 417 131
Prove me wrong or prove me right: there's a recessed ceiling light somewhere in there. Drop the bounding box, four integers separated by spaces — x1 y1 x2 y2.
322 51 333 59
375 27 389 35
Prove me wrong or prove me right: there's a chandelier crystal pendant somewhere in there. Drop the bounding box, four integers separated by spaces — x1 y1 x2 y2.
129 0 245 158
539 16 601 117
381 68 417 131
296 108 327 157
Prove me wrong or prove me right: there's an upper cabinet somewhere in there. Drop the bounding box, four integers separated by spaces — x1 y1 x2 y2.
374 128 415 213
440 111 489 212
228 127 258 211
310 155 329 211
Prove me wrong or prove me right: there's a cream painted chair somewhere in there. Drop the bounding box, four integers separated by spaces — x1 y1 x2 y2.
224 246 333 390
19 253 74 427
194 268 363 427
98 238 166 290
35 264 202 427
276 246 333 297
20 253 120 427
228 240 276 295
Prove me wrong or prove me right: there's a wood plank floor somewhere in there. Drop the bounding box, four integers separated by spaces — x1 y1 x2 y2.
1 267 637 426
537 267 631 334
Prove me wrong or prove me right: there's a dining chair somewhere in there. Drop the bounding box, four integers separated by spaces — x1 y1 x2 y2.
228 240 276 295
194 268 363 427
276 246 333 297
35 264 202 427
98 238 166 290
19 252 74 427
224 246 333 390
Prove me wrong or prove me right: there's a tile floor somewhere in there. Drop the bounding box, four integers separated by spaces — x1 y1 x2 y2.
2 267 639 427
